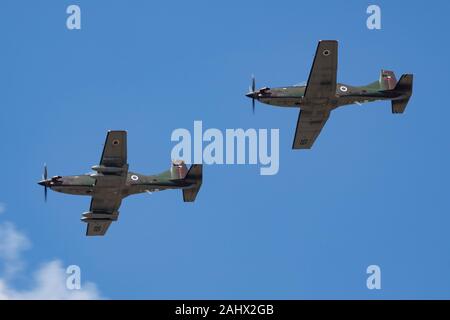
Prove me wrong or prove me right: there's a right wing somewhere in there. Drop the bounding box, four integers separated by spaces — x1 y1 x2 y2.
303 40 338 101
292 109 330 149
83 189 123 236
86 219 112 237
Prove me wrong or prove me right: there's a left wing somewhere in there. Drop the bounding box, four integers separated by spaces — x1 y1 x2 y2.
82 174 126 236
100 131 127 168
303 40 338 102
292 109 330 149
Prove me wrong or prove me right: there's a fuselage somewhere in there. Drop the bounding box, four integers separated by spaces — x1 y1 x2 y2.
248 82 409 110
41 171 196 198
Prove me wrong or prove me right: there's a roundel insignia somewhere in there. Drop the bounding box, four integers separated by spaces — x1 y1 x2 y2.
323 49 331 56
340 86 348 92
131 175 139 181
112 139 120 146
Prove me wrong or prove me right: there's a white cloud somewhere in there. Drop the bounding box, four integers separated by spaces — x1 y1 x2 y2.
0 219 101 300
0 222 30 277
0 260 101 300
0 204 5 215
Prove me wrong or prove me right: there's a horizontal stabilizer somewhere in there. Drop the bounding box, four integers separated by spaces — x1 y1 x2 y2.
392 74 413 114
392 98 411 114
394 74 413 93
182 164 202 202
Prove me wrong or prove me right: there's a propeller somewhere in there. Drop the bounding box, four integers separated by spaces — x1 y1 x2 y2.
42 164 48 202
248 75 256 114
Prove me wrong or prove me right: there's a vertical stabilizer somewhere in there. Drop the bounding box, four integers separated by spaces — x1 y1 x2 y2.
380 70 397 90
170 160 188 179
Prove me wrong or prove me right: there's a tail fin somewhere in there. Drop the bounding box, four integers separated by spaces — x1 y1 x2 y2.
182 164 202 202
170 160 188 179
391 74 413 114
366 70 397 90
380 70 397 90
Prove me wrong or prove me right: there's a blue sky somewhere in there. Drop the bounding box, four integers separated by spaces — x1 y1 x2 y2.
0 0 449 299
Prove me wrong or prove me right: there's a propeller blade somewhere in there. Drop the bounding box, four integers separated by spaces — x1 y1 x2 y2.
251 75 256 114
43 164 48 202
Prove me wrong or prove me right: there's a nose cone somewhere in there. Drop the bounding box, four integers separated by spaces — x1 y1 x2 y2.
246 92 256 99
38 180 48 186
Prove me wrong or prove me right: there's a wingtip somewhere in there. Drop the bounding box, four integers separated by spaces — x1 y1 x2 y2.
107 130 127 133
319 39 338 44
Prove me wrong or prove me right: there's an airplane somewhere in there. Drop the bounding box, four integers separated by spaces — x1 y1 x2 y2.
245 40 413 150
38 131 203 236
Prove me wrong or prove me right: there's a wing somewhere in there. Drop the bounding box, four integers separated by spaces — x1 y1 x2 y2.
292 109 330 149
84 190 122 236
100 131 127 168
86 219 113 236
83 177 124 236
303 40 338 101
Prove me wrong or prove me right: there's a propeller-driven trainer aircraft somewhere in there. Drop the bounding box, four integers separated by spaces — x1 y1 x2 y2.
38 131 203 236
246 40 413 149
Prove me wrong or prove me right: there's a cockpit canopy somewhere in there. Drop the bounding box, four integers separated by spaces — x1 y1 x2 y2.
293 81 307 87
